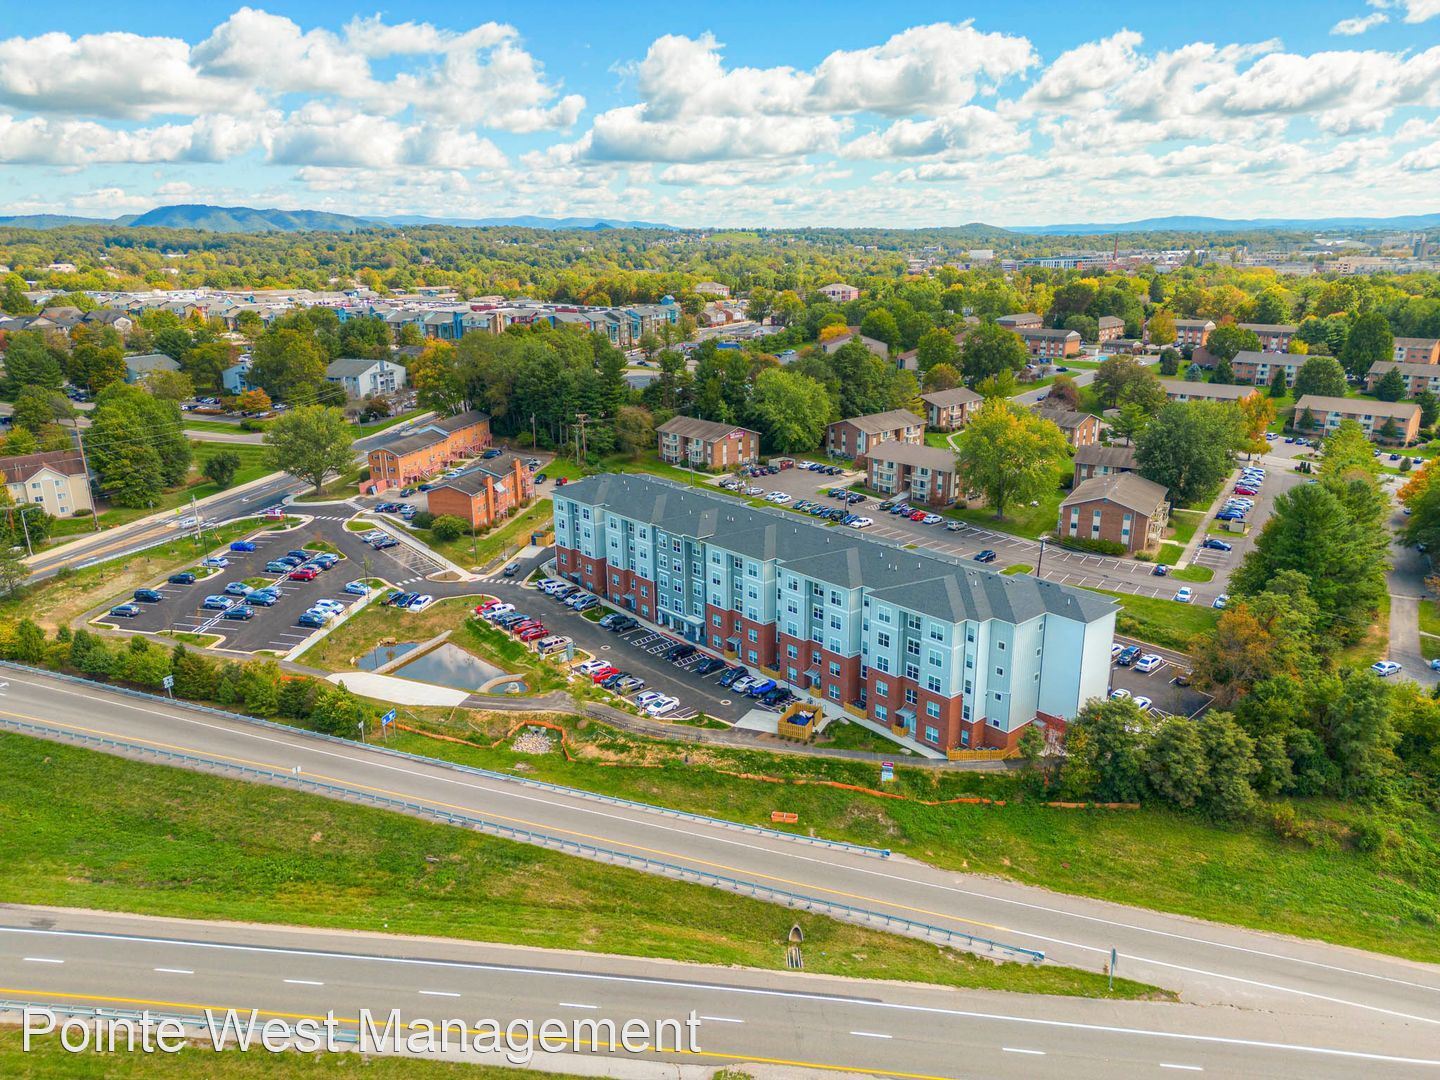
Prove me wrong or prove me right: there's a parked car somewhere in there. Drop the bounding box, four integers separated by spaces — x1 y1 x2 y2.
297 612 328 629
201 556 229 568
921 513 942 525
229 540 257 552
517 626 549 643
221 581 250 597
109 603 142 618
1212 594 1230 609
202 595 233 610
248 590 279 606
973 550 997 563
570 595 599 613
731 675 756 694
1174 586 1194 603
718 666 747 688
290 568 319 582
1151 563 1170 577
693 656 727 676
1109 687 1132 700
406 594 435 612
1372 660 1402 677
1134 654 1165 674
222 605 255 621
344 581 370 595
1116 645 1142 666
646 696 679 716
1201 538 1232 551
133 588 163 603
848 517 873 529
167 572 197 585
945 522 965 532
1132 696 1154 712
313 600 345 614
747 678 777 698
481 603 515 620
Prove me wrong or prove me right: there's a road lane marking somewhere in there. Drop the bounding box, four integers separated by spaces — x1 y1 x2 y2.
700 1015 744 1024
559 1002 600 1010
283 979 323 986
419 990 461 998
1002 1047 1045 1055
22 957 62 964
153 968 193 975
851 1031 892 1039
1160 1065 1203 1072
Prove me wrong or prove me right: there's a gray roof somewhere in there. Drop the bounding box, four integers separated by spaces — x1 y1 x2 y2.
556 473 1116 627
834 408 923 435
1031 405 1097 431
326 357 391 378
864 441 957 472
1172 318 1215 328
1238 323 1299 334
1163 382 1258 401
1073 444 1138 470
1293 395 1420 419
1061 472 1169 516
1097 316 1124 328
432 453 523 495
657 415 756 441
1232 350 1298 365
920 387 982 409
1019 328 1081 340
124 353 180 373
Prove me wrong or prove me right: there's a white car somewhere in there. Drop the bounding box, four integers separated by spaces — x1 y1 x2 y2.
732 675 756 694
344 580 370 596
847 517 873 529
1132 696 1154 711
312 599 345 614
1174 587 1193 603
1134 654 1165 674
921 514 943 525
1371 660 1402 677
646 696 679 716
1109 687 1131 700
1110 643 1124 659
1212 594 1230 609
575 659 609 676
767 492 793 504
406 594 434 611
633 690 662 707
482 603 515 620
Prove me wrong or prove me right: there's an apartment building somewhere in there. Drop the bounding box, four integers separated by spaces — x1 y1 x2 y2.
0 450 92 518
825 409 924 463
325 357 407 398
1365 361 1440 397
1238 323 1298 352
1171 318 1215 348
425 454 535 530
819 283 860 303
1031 405 1100 447
364 410 492 493
1395 337 1440 364
1231 350 1303 387
655 416 760 470
1072 444 1138 484
920 386 983 431
551 474 1117 753
997 313 1043 331
1293 395 1422 444
1163 382 1260 405
1097 315 1125 342
1058 473 1169 555
1019 328 1082 359
865 443 960 507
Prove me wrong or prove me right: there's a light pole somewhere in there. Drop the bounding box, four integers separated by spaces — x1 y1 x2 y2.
1035 536 1047 577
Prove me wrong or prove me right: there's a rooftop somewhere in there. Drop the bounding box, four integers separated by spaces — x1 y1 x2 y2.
657 415 757 441
1061 471 1169 516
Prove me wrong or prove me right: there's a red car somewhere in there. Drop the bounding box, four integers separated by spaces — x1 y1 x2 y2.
517 626 548 642
290 568 319 581
475 599 506 614
510 620 542 635
590 665 619 683
1235 486 1258 496
909 510 927 521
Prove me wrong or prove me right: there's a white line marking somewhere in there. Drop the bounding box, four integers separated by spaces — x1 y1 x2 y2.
419 990 461 998
1003 1047 1045 1055
559 1002 600 1010
153 967 193 975
1160 1065 1203 1072
699 1015 744 1024
22 957 63 964
283 978 323 986
850 1031 892 1039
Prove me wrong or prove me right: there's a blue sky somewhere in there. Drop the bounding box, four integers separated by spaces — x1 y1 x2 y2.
1 2 1437 226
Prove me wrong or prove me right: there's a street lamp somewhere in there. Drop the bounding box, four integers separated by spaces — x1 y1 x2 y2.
1035 536 1047 577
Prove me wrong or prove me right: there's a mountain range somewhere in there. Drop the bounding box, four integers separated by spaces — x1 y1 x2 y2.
0 203 1437 235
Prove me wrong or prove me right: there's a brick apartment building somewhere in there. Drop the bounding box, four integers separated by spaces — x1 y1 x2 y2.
1018 327 1082 359
1365 361 1440 397
552 474 1117 753
655 416 760 471
865 442 960 506
1171 318 1215 348
1072 443 1138 485
1031 405 1100 447
1292 395 1421 444
1058 473 1169 554
1238 323 1298 352
364 410 491 493
1231 350 1303 387
920 386 983 431
1395 338 1440 364
424 454 535 530
1097 315 1125 342
825 409 924 463
1163 383 1260 405
997 313 1043 331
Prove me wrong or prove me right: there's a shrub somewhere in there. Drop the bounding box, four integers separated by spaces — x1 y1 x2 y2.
410 511 435 531
430 514 469 542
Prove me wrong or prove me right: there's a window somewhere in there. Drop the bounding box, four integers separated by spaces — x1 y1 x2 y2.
747 629 758 643
748 650 758 663
926 701 940 719
875 705 888 721
874 680 889 698
906 639 920 656
827 685 840 700
829 660 840 676
787 644 798 659
924 725 939 744
904 688 917 705
877 631 891 649
996 667 1004 676
997 641 1006 652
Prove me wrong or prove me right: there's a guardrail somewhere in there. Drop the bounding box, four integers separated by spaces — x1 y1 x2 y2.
0 660 891 859
0 714 1043 964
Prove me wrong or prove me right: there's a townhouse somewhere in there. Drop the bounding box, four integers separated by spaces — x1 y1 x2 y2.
1058 473 1169 555
1238 323 1298 352
825 409 925 464
1395 337 1440 364
1163 382 1260 405
0 450 92 518
1171 318 1215 348
363 410 492 493
920 386 983 431
1231 350 1303 387
865 442 960 507
1031 405 1100 447
1292 395 1421 444
821 330 890 360
1018 327 1081 359
552 474 1117 753
1072 444 1138 484
425 454 535 531
324 357 408 398
1365 361 1440 397
693 281 731 298
655 416 760 471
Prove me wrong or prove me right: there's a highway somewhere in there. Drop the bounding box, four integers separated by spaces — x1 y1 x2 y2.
2 666 1439 1052
2 908 1437 1078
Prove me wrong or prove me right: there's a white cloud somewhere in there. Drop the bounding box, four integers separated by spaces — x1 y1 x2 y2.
1331 12 1389 34
843 108 1023 159
265 105 507 169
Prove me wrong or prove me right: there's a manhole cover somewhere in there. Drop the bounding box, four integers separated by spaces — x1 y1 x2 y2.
721 699 732 705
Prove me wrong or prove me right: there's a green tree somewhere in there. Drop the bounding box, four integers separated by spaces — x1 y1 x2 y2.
613 405 655 459
84 382 190 504
1158 347 1181 376
1134 402 1244 504
954 400 1068 520
748 368 831 452
960 323 1028 386
1291 355 1347 400
858 309 899 352
11 386 72 433
1092 355 1161 411
921 363 961 391
250 327 328 402
1147 310 1177 347
430 514 469 542
1205 324 1262 362
1197 712 1260 820
1061 698 1149 803
914 328 960 373
1 274 36 315
1340 311 1394 378
1319 420 1381 481
1416 390 1440 428
1372 367 1406 402
1267 367 1289 399
262 406 354 494
1145 718 1207 809
202 450 242 489
1210 356 1235 385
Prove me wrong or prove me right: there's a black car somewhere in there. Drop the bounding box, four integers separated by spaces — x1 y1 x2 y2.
607 616 638 632
717 666 748 688
666 643 697 662
222 605 255 620
133 588 163 602
761 687 793 707
974 550 997 563
167 572 196 585
502 564 519 577
693 656 726 676
1116 645 1142 666
1151 563 1170 577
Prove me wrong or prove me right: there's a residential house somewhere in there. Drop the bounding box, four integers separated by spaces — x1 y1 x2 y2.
221 357 253 395
1072 444 1139 485
818 283 860 303
324 356 408 399
920 387 983 432
425 454 535 531
865 442 960 507
1031 405 1100 447
1292 395 1421 444
1018 328 1081 359
364 410 492 493
1395 337 1440 364
656 416 760 471
552 473 1117 753
825 409 925 463
1171 318 1215 348
123 352 181 384
1058 473 1169 555
0 450 91 518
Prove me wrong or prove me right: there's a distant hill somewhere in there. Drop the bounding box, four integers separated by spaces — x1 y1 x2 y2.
0 213 134 228
385 214 677 230
1012 213 1440 235
126 204 377 233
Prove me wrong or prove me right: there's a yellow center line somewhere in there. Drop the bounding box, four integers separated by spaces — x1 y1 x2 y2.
0 708 1013 938
2 987 958 1080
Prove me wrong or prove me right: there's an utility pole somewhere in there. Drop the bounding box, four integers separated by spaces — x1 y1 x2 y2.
70 418 100 531
17 506 33 558
1035 536 1047 578
574 412 590 466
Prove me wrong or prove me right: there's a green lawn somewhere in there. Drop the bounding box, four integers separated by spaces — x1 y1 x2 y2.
178 417 245 434
1096 588 1221 651
947 461 1069 539
401 499 555 570
1421 634 1440 662
291 464 364 502
191 440 273 489
0 732 1151 1001
1419 598 1440 638
1002 563 1033 575
816 718 911 754
1166 508 1204 547
1169 564 1215 583
924 430 959 450
352 408 425 436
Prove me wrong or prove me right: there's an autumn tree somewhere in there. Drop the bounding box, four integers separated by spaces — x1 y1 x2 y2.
954 400 1068 520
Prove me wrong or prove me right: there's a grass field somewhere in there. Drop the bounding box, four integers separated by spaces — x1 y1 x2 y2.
1166 508 1204 548
402 500 554 570
946 461 1069 540
191 441 273 489
1 1032 583 1080
1420 598 1440 638
1169 564 1215 583
1097 589 1221 651
0 733 1154 1000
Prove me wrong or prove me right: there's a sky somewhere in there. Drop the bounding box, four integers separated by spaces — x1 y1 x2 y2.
0 1 1437 228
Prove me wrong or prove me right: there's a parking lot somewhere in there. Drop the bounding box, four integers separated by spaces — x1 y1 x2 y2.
1107 646 1212 719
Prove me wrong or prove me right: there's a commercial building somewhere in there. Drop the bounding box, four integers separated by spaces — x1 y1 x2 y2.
1292 395 1421 444
1058 473 1169 555
920 386 983 431
0 450 91 518
1072 444 1138 484
425 454 535 530
325 357 408 398
865 442 960 506
552 474 1117 753
655 416 760 471
364 410 491 493
825 409 924 463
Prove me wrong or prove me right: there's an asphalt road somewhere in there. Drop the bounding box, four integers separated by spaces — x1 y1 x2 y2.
1 907 1435 1079
2 667 1439 1043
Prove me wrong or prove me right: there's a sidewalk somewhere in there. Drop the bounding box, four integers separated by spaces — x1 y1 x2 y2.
1173 471 1239 568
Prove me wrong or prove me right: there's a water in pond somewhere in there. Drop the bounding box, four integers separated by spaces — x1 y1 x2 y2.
357 641 420 671
394 643 508 692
